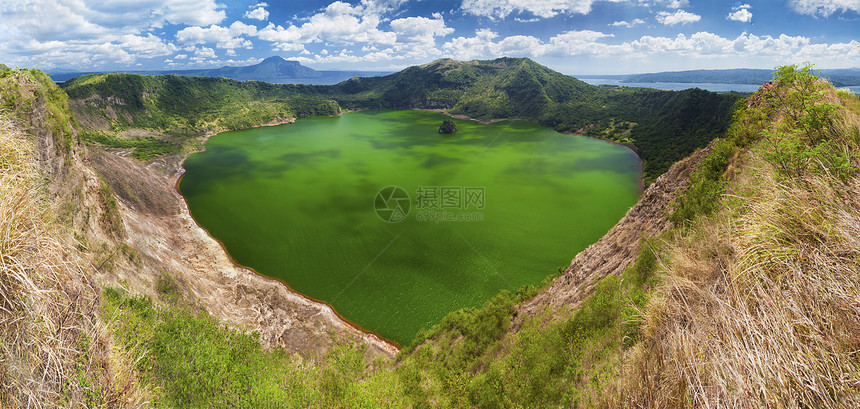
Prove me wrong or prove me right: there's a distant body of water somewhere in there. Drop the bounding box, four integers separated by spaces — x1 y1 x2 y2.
579 78 860 95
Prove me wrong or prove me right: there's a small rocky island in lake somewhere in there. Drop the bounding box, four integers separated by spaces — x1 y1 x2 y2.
438 119 457 134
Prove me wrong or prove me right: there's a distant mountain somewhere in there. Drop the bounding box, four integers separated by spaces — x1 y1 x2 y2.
48 56 391 85
202 56 321 79
593 68 860 87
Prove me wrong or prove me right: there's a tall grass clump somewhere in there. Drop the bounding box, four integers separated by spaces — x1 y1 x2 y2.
610 65 860 407
0 112 143 407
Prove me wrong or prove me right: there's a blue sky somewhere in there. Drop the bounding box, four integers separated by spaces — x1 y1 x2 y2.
1 0 858 74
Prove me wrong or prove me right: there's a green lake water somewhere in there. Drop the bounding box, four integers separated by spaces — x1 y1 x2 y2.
179 110 641 346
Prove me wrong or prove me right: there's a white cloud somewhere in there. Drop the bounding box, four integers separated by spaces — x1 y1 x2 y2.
161 0 226 26
726 4 753 22
119 33 178 57
790 0 860 17
664 0 689 8
656 10 701 25
175 22 257 49
640 0 688 8
440 29 619 60
251 1 410 52
193 46 216 59
360 0 409 14
433 28 860 70
610 18 645 27
274 42 307 52
245 7 269 21
255 26 860 72
0 0 226 69
440 29 499 60
461 0 624 19
390 16 454 44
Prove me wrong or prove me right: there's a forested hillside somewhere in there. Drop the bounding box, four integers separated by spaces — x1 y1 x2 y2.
63 57 741 183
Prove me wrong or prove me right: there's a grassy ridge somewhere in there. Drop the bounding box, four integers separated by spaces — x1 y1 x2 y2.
606 64 860 406
0 77 145 407
63 57 740 181
1 68 78 154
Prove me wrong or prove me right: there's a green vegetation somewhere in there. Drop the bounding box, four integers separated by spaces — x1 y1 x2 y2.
669 137 735 228
438 118 457 134
81 131 180 160
0 68 78 154
64 57 741 182
757 63 853 180
100 244 661 408
397 245 660 408
62 74 339 136
102 283 409 408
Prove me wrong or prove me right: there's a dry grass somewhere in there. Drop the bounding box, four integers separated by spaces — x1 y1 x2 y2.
606 85 860 408
0 112 145 408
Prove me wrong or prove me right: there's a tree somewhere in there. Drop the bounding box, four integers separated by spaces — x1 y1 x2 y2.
438 119 457 134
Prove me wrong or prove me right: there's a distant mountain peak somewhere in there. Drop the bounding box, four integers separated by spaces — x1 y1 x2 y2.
263 55 286 62
260 56 292 64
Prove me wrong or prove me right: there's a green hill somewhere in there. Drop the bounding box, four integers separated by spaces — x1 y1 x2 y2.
63 57 742 183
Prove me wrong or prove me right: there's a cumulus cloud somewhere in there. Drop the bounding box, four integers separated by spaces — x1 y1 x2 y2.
664 0 689 8
245 7 269 21
0 0 226 68
656 10 702 25
432 27 860 70
175 22 257 49
440 29 618 60
360 0 409 14
790 0 860 17
119 33 178 57
461 0 625 19
610 18 645 27
252 1 397 49
249 0 438 53
638 0 688 8
390 16 454 44
726 4 753 22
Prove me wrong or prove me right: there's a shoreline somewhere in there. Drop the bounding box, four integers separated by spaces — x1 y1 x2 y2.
173 116 401 353
412 108 646 194
169 107 645 353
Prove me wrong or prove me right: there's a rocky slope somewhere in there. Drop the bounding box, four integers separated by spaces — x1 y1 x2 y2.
90 145 397 356
517 141 710 322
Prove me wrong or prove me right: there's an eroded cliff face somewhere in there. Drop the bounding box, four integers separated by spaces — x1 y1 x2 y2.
88 147 397 357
